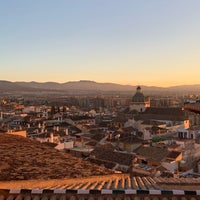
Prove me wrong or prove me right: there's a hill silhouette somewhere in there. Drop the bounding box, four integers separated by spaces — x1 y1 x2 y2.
0 80 199 94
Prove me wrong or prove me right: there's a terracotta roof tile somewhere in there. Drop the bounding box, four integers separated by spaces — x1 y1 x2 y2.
1 174 200 200
134 146 169 162
91 144 135 166
166 151 181 160
0 134 114 181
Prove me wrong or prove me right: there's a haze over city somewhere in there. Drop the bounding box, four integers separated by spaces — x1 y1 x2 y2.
1 0 200 86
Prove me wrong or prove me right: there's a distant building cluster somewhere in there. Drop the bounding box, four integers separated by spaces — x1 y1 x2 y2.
1 86 200 179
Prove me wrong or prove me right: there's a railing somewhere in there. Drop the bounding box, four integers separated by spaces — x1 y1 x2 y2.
0 189 199 200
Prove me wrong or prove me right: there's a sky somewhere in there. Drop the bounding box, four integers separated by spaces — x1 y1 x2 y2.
0 0 200 87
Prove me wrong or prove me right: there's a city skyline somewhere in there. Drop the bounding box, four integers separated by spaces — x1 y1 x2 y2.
1 0 200 87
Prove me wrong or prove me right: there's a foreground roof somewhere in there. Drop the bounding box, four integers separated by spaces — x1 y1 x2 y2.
0 134 114 181
0 174 200 200
1 174 200 190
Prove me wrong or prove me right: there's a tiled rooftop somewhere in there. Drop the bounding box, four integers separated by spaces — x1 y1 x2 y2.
1 134 200 199
0 174 200 200
0 134 114 181
166 151 181 160
1 174 200 190
134 146 169 162
91 144 134 166
134 107 188 121
147 107 184 114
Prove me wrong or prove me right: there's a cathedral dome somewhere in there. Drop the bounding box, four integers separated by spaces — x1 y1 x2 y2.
132 86 145 102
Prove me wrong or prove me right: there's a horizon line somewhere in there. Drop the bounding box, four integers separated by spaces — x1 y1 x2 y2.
1 79 200 88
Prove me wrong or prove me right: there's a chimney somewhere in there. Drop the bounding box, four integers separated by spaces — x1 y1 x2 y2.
0 112 3 120
66 128 69 136
50 133 54 143
173 169 179 178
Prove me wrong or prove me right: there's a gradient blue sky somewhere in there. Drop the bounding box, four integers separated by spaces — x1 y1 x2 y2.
1 0 200 86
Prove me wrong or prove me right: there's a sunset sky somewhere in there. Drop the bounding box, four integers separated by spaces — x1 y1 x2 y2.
1 0 200 86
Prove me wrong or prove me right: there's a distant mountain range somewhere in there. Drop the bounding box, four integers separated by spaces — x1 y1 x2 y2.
0 80 200 95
